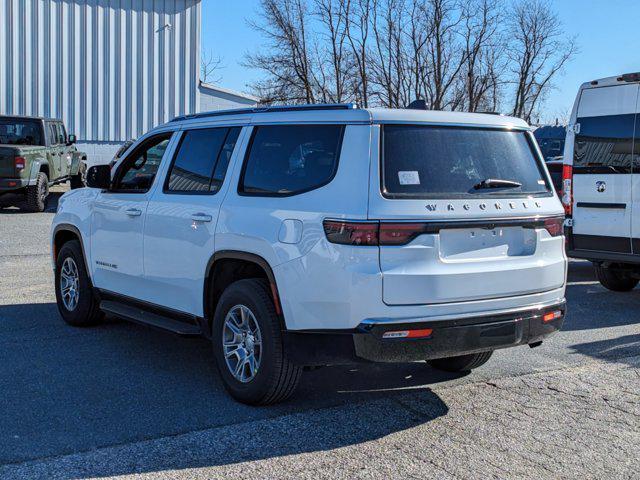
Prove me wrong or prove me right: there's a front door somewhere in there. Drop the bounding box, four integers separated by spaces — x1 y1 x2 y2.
142 126 243 315
90 132 175 296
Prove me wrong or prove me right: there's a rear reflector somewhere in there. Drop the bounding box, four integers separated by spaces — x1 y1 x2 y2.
382 328 433 339
542 310 562 323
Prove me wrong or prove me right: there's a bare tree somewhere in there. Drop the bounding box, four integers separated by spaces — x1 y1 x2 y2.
200 50 223 84
314 0 350 102
245 0 318 104
508 0 576 121
459 0 504 112
344 0 373 107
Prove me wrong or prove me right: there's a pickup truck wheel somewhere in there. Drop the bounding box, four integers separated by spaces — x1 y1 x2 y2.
26 172 49 212
212 278 301 405
594 264 639 292
55 240 103 327
427 351 493 373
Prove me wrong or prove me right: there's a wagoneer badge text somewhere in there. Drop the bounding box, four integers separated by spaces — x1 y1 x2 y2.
426 201 542 211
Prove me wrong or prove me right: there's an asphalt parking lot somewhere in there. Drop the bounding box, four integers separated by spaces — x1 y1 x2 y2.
0 188 638 479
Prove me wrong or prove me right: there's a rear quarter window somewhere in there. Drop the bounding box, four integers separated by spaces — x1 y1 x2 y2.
382 125 551 198
239 124 344 196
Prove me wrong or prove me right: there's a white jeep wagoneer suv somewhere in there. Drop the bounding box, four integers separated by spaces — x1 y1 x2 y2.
51 104 567 405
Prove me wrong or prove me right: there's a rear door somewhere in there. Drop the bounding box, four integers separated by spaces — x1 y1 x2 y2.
142 126 243 314
571 84 638 254
631 89 640 253
369 124 565 306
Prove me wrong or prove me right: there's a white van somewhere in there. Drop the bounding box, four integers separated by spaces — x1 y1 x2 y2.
563 73 640 290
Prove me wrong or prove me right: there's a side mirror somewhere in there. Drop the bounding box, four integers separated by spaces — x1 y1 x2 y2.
67 134 77 146
86 165 112 190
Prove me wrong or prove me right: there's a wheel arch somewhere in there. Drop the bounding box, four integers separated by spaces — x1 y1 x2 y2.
52 224 92 283
203 251 285 335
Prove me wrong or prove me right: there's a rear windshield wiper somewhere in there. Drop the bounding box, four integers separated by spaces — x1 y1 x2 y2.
473 178 523 190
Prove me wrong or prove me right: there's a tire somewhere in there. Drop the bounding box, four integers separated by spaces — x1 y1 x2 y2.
70 173 84 189
26 172 49 212
54 239 103 327
594 264 639 292
211 278 302 405
427 351 494 373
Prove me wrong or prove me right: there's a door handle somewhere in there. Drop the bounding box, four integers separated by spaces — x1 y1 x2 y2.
191 213 212 223
124 208 142 217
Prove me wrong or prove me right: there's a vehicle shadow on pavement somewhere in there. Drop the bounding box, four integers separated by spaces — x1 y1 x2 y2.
563 261 640 332
0 302 451 473
568 334 640 367
0 191 62 214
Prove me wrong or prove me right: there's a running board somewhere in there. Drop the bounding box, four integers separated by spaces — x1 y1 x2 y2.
100 300 203 336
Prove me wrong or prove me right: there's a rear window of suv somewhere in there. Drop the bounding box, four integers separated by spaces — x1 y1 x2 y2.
382 125 551 198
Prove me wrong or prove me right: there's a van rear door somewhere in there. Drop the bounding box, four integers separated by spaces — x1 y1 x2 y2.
570 84 638 254
368 124 565 306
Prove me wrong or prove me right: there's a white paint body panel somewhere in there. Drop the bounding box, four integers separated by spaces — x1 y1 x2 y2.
52 107 567 331
565 80 639 246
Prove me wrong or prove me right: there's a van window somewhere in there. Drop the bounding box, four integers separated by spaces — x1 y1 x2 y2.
382 125 550 198
166 127 240 193
240 125 343 196
573 114 635 173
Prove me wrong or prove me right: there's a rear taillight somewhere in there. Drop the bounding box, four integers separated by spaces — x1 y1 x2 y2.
323 220 379 246
543 217 564 237
379 223 430 245
561 164 573 216
323 220 432 246
14 156 26 171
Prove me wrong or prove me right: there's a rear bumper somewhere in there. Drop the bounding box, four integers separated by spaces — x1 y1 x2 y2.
283 301 566 366
0 178 28 191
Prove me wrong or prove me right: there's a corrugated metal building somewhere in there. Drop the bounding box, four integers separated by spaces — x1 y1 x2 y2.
0 0 257 164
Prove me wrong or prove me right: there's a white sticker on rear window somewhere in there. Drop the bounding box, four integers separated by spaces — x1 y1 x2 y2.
537 180 546 185
398 171 420 185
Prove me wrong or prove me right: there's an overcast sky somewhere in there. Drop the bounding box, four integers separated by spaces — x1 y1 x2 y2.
202 0 640 122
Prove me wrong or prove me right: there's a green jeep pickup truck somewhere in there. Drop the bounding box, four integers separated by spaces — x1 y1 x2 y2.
0 116 87 212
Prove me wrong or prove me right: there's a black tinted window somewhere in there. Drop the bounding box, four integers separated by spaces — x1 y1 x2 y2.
240 125 343 196
574 114 635 173
382 126 549 198
0 119 43 145
116 134 172 192
167 127 240 193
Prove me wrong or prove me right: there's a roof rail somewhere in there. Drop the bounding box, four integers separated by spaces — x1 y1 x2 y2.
171 103 357 123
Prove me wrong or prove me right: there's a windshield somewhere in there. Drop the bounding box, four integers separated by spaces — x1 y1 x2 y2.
382 125 551 198
0 119 44 146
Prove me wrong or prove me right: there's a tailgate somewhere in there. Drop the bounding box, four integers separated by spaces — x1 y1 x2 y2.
379 218 565 305
368 123 565 306
0 146 16 177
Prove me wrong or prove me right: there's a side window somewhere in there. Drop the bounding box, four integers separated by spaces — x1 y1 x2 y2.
114 133 173 192
47 123 58 145
240 125 343 196
57 123 67 144
166 126 241 193
574 114 635 173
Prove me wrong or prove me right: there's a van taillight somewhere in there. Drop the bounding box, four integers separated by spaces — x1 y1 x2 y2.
14 157 26 171
323 220 430 246
561 164 573 216
543 217 564 237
